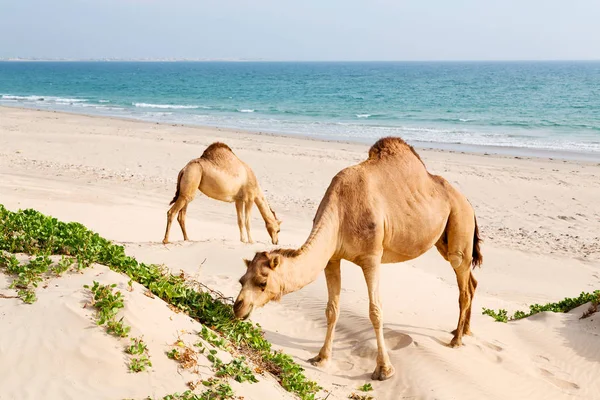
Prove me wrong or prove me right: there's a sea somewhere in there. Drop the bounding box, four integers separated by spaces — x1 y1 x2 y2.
1 61 599 157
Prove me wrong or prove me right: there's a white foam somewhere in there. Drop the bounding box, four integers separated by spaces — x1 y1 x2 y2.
99 100 110 103
1 94 88 103
238 109 255 113
53 98 87 103
356 114 371 118
133 102 199 109
2 95 45 101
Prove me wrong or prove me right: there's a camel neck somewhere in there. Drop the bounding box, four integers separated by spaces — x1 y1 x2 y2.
254 194 276 224
281 212 338 294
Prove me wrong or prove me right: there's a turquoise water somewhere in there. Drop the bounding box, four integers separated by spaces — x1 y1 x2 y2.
1 61 600 154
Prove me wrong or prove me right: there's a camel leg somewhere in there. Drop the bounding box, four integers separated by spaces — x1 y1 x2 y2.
449 257 473 347
308 259 342 367
360 256 395 381
244 200 254 244
177 204 189 241
450 272 477 337
235 200 247 243
163 197 187 244
462 273 478 335
436 237 474 337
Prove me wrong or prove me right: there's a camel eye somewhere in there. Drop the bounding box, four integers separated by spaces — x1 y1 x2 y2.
258 282 267 290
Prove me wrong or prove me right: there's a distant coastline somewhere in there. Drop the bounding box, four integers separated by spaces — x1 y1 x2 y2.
1 58 599 63
0 57 266 62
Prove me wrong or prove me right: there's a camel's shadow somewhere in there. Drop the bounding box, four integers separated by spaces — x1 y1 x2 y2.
261 316 456 381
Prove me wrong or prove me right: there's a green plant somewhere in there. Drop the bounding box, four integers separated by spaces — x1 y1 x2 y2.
84 281 130 337
359 383 373 392
163 379 234 399
0 206 321 400
0 253 52 303
107 318 131 337
210 354 258 384
167 348 180 360
349 393 373 400
52 255 74 276
200 325 228 350
482 290 600 322
129 355 152 373
482 308 509 322
126 337 148 355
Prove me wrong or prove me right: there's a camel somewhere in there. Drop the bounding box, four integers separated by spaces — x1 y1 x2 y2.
233 137 482 381
162 142 282 245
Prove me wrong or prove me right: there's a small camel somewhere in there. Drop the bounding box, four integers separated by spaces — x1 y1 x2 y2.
233 137 482 381
163 142 282 245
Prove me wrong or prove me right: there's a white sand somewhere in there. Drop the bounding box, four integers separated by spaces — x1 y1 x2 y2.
0 106 599 400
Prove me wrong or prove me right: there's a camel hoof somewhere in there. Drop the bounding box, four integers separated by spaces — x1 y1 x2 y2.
308 355 329 368
371 364 395 381
452 328 472 336
449 337 463 348
162 239 169 245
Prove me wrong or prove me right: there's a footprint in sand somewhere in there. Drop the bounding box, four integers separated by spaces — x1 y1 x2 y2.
383 330 413 350
350 340 377 359
474 343 503 364
482 340 504 352
539 368 580 390
350 331 412 358
333 360 355 372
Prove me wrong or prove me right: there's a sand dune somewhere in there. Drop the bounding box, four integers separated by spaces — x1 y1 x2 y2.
1 106 599 400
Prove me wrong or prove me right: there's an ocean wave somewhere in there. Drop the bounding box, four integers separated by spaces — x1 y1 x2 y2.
133 102 200 109
2 94 46 101
1 94 88 103
99 100 110 103
238 109 255 113
100 106 125 111
54 98 87 103
356 114 371 118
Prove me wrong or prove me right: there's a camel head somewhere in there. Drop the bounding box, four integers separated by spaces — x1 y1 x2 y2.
233 251 286 320
265 208 282 245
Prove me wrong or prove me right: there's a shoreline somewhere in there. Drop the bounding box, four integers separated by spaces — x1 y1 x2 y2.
2 104 599 163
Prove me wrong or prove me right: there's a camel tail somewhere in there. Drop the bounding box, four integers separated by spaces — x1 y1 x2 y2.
169 169 184 205
472 215 483 268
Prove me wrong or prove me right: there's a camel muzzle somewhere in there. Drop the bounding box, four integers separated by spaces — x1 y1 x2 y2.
233 300 253 320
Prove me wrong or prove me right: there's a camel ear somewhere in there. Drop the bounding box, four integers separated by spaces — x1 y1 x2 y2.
243 259 251 268
277 219 283 225
268 254 281 269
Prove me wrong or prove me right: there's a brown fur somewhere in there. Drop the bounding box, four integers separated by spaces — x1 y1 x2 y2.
169 169 184 205
472 216 483 268
163 142 281 245
234 136 482 381
368 136 425 166
201 142 233 159
272 248 301 257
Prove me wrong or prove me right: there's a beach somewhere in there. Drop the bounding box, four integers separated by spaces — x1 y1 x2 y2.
1 106 599 399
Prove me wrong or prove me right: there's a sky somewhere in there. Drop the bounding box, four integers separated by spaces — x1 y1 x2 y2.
1 0 599 61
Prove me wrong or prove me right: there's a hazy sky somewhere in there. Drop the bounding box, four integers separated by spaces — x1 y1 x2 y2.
1 0 599 61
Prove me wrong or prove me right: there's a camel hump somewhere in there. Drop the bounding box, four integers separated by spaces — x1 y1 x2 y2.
368 136 425 166
201 142 234 158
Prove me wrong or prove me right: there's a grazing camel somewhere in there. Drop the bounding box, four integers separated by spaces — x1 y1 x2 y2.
233 137 482 381
163 142 282 245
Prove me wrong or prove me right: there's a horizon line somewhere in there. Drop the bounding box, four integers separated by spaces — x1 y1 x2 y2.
1 58 600 63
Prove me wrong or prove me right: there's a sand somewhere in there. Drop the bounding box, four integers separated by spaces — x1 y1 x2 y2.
0 106 599 400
